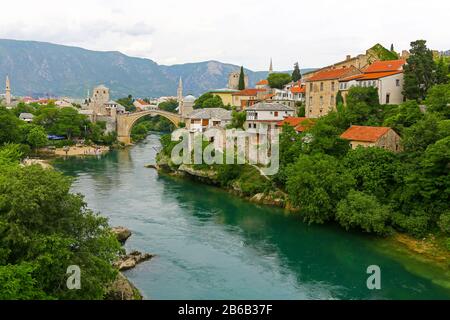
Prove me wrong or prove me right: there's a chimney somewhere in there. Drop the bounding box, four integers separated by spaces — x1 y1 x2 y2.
346 55 351 61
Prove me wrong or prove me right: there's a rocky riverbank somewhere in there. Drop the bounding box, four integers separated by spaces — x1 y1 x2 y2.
107 226 154 300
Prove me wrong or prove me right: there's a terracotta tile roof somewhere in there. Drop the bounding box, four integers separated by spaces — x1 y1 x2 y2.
277 117 315 132
135 99 150 105
232 88 266 96
363 59 406 73
307 67 359 82
256 79 269 85
263 93 275 100
340 74 364 82
357 71 403 80
290 86 305 93
340 125 392 142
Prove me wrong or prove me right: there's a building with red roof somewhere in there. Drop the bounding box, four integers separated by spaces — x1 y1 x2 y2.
276 116 315 133
340 125 402 152
339 59 406 105
305 66 361 118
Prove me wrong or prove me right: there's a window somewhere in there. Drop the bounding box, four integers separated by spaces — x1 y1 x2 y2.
331 82 335 91
386 93 390 104
330 95 334 105
396 79 400 87
320 96 323 106
310 83 313 91
274 111 279 117
309 96 313 106
320 82 324 91
248 123 252 128
253 123 257 129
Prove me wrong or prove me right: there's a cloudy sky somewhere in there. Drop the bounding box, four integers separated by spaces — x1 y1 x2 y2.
1 0 448 70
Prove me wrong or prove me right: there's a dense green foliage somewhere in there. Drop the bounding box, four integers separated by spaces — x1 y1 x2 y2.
158 99 179 113
194 93 225 109
275 83 450 238
0 144 123 299
268 73 292 89
131 116 174 142
369 43 399 61
116 95 136 112
292 62 302 82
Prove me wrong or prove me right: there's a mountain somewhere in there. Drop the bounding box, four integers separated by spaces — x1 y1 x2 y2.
0 39 315 99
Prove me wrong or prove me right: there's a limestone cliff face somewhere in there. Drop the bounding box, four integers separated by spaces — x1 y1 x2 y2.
0 39 315 98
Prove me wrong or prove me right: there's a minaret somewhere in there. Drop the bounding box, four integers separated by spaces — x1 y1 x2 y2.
177 77 183 115
269 58 273 74
5 75 11 105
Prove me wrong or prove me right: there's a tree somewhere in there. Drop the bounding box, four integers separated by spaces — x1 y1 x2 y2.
336 190 391 235
26 125 48 152
390 43 395 52
343 146 400 201
0 153 123 299
117 95 136 112
436 57 449 84
345 87 382 125
285 154 355 224
402 113 443 153
267 73 292 89
336 91 344 106
194 93 224 109
424 84 450 118
383 100 424 133
403 40 436 101
238 66 246 90
158 99 179 113
51 107 89 139
228 110 246 129
0 107 22 144
292 62 302 82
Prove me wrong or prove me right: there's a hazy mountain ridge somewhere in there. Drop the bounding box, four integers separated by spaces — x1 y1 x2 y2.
0 39 315 99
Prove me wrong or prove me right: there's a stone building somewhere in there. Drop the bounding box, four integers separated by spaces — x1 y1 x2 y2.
305 66 361 118
340 125 402 152
85 85 111 115
186 108 232 133
227 70 249 90
339 59 406 105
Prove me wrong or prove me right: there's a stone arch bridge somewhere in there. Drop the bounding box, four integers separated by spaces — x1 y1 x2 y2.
117 110 182 144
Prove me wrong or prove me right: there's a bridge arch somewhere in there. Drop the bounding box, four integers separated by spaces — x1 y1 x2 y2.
117 110 182 144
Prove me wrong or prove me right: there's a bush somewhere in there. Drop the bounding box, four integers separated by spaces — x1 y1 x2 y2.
438 211 450 234
336 191 392 235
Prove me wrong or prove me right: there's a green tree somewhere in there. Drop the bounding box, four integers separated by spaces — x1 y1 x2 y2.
336 91 344 106
268 73 292 89
117 95 136 112
158 99 179 113
292 62 302 82
402 114 445 153
285 154 355 224
51 107 88 139
0 154 123 299
336 190 391 235
403 40 436 101
238 66 246 90
26 125 48 152
390 43 395 52
424 83 450 118
0 107 22 144
228 110 246 129
436 56 449 85
345 87 382 125
194 93 224 109
383 100 424 133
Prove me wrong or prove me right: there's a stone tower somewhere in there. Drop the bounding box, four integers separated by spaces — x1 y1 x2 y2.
5 75 11 105
269 58 273 74
177 77 183 105
91 85 110 114
227 70 249 90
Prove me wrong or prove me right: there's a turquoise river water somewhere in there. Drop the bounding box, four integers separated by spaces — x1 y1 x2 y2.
52 134 450 300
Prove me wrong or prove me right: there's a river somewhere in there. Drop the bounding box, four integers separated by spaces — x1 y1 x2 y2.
52 134 450 300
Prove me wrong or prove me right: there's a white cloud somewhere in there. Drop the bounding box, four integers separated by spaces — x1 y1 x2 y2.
0 0 448 70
